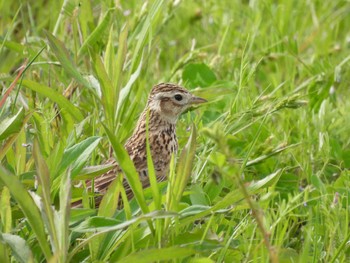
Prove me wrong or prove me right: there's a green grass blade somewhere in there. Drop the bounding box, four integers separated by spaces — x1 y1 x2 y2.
129 0 165 72
0 187 11 233
57 169 71 262
0 4 21 56
44 30 91 88
33 140 59 253
115 52 143 126
91 53 114 128
168 125 197 211
102 124 149 215
145 110 161 210
78 8 114 57
113 24 128 92
21 79 84 122
0 166 52 260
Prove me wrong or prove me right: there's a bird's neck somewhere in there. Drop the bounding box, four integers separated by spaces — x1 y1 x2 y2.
134 108 176 135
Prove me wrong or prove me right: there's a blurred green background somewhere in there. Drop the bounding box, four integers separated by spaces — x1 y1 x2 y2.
0 0 349 262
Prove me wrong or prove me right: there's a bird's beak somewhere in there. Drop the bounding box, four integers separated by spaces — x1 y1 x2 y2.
190 96 207 105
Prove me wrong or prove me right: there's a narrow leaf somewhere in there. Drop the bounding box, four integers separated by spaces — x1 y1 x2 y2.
0 187 12 233
145 110 161 209
33 140 59 253
44 30 91 87
0 166 52 259
168 125 197 211
78 9 114 57
22 79 84 122
102 125 148 214
57 169 71 262
113 24 128 92
115 52 143 121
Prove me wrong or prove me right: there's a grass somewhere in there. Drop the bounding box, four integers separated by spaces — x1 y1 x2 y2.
0 0 350 262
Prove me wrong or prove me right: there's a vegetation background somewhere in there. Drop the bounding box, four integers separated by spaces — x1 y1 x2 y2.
0 0 349 262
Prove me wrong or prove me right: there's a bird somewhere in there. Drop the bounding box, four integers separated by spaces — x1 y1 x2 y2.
79 83 207 208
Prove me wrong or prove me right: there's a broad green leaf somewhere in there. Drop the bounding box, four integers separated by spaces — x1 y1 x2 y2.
70 209 96 224
189 185 209 206
56 136 101 178
21 79 84 122
75 163 116 180
44 30 91 88
98 175 122 218
0 39 26 54
0 108 24 141
0 233 32 263
182 63 217 88
0 166 52 259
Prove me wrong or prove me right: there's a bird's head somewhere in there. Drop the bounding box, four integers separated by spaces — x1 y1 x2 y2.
147 83 207 123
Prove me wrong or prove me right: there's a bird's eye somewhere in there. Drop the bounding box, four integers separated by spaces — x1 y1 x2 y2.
174 94 183 101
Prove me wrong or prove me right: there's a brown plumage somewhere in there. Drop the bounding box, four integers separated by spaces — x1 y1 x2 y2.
81 83 206 207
